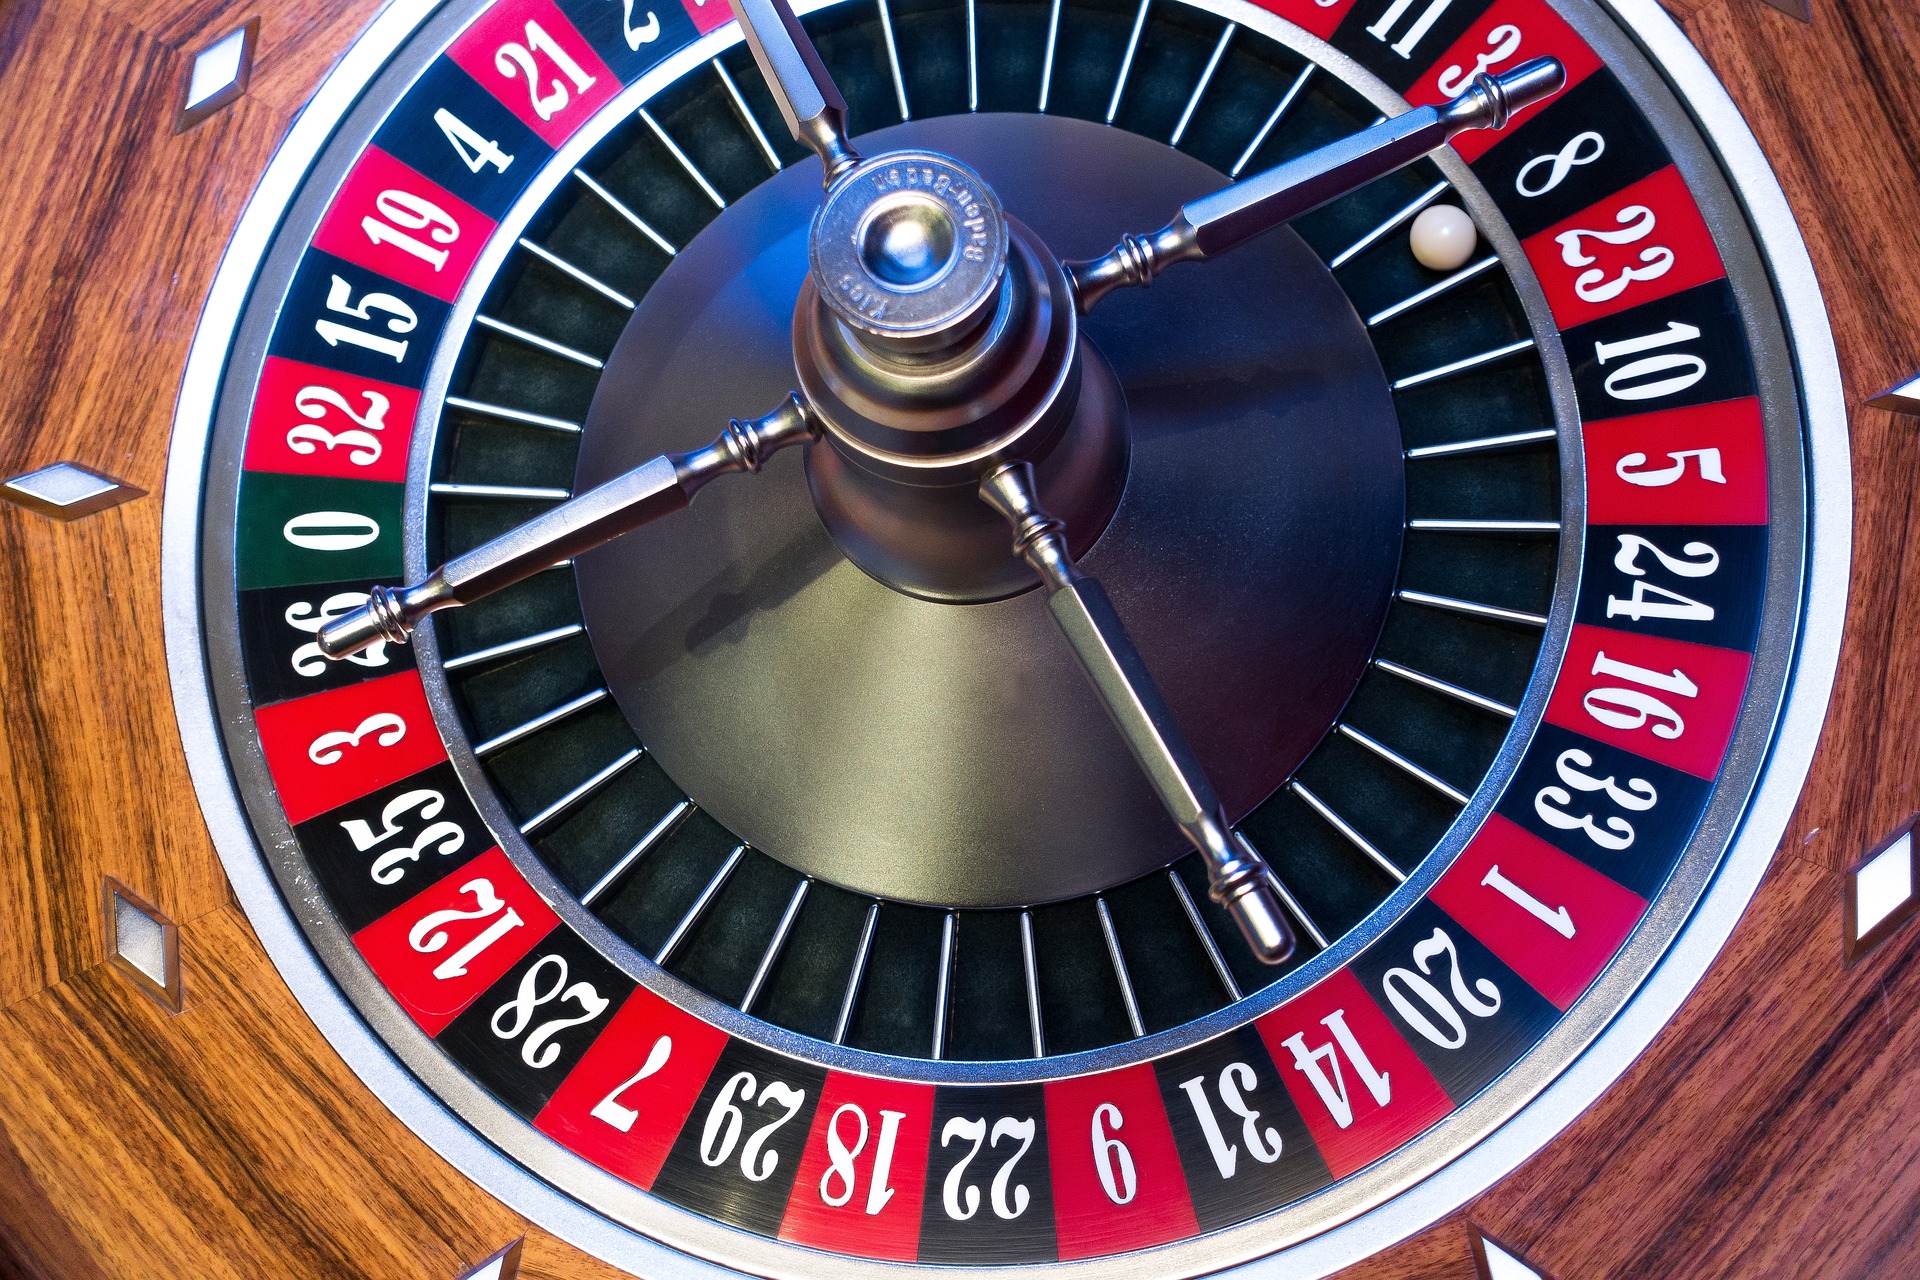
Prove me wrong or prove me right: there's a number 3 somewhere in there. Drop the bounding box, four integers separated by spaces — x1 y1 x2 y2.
1436 24 1522 97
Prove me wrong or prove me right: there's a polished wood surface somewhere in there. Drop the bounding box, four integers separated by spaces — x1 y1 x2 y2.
0 0 1914 1275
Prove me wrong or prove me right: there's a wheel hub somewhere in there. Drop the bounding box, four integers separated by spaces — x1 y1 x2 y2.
573 114 1405 906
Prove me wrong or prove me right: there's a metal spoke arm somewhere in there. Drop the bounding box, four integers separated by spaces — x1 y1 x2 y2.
317 394 819 660
1066 58 1566 311
980 463 1296 964
727 0 860 187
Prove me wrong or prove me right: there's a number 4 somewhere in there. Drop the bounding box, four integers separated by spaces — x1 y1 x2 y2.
434 107 514 174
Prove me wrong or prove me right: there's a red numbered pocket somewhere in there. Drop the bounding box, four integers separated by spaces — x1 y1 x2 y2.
1545 625 1752 779
353 846 561 1034
1585 397 1768 526
779 1072 937 1260
255 670 447 824
535 984 732 1190
1255 969 1452 1178
1406 0 1602 160
448 0 620 147
1046 1064 1198 1259
242 357 421 484
311 147 497 302
1431 815 1650 1009
1523 166 1724 326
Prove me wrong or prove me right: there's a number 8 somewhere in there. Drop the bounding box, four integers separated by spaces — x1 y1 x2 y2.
1516 131 1606 198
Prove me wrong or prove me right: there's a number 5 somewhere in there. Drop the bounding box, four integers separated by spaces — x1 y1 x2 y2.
1616 448 1726 487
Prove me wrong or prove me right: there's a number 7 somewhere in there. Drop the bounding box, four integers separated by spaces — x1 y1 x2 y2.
590 1035 673 1133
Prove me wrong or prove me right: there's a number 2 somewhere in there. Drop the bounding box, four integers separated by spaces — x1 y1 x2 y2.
617 0 661 49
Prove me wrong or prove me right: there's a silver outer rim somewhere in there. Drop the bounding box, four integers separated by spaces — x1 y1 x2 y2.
160 0 1850 1274
1270 0 1851 1272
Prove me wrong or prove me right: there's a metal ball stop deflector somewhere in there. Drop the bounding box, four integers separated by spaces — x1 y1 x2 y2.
313 0 1569 964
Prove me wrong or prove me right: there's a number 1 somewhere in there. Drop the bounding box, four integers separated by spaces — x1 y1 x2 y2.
1481 864 1576 938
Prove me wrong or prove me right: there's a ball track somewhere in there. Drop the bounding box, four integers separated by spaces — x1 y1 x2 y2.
422 0 1564 1063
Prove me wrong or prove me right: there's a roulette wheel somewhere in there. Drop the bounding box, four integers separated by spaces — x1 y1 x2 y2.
2 0 1915 1274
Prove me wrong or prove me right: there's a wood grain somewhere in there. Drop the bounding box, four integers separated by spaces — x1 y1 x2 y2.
1347 0 1920 1274
0 0 1916 1276
0 1 633 1274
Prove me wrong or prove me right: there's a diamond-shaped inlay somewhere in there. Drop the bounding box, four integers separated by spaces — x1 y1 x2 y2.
1846 817 1919 965
454 1239 522 1280
1868 373 1920 416
1756 0 1812 21
1 462 144 521
102 878 181 1013
1470 1226 1550 1280
175 18 259 134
